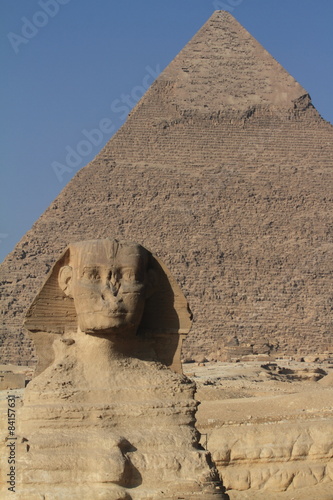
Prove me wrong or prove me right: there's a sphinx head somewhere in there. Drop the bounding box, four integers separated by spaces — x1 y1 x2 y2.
24 238 192 374
58 239 155 336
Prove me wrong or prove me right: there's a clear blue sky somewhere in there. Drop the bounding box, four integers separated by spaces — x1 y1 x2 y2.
1 0 332 262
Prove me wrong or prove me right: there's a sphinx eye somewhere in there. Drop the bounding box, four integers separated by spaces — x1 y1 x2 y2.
122 268 134 281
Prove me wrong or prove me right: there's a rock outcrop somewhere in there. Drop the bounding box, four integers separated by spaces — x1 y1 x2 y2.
187 360 333 499
211 421 333 493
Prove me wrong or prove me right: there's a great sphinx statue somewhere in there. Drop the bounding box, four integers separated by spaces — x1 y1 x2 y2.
15 239 226 499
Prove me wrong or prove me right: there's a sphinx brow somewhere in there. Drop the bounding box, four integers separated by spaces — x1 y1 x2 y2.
80 266 102 275
80 266 139 277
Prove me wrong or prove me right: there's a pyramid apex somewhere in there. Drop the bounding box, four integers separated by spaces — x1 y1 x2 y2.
154 11 307 112
204 10 237 22
212 9 234 15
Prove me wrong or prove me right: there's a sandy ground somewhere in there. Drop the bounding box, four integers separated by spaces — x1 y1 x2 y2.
183 359 333 427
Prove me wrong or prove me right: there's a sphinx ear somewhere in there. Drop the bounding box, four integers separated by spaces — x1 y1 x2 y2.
145 268 158 299
58 266 73 298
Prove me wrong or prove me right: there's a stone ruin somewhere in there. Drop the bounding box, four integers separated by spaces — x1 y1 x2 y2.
1 11 333 366
3 239 226 499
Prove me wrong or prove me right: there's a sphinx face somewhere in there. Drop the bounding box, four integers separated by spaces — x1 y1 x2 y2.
59 240 149 335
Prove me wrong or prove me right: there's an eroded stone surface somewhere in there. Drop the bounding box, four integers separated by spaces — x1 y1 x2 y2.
3 240 225 499
185 360 333 499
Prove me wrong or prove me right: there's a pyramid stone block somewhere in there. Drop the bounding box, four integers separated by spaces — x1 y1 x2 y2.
1 11 333 365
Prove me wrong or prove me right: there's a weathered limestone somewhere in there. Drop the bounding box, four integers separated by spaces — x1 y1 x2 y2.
210 421 333 493
1 11 333 368
9 239 225 499
189 360 333 499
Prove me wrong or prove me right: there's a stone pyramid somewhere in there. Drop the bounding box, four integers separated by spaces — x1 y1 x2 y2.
1 11 333 365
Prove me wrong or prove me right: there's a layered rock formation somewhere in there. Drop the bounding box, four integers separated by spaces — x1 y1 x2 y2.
189 360 333 499
211 420 333 494
1 11 333 365
17 356 223 499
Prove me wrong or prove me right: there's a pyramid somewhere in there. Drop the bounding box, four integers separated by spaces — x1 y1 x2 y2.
1 11 333 365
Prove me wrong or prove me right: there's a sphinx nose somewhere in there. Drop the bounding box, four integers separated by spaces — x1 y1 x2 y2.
103 277 119 297
101 286 117 302
110 274 117 288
